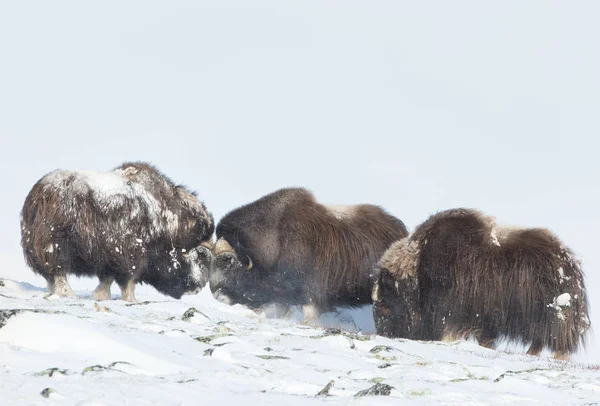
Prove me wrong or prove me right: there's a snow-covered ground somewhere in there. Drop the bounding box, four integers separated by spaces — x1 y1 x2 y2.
1 278 599 405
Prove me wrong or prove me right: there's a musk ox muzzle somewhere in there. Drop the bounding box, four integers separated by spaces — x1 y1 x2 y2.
209 238 255 306
181 244 213 295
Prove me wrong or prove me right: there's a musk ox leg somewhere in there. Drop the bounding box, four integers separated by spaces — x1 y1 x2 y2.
477 328 498 350
118 279 137 302
44 276 56 295
477 336 496 350
553 351 569 361
526 340 543 357
441 327 460 343
301 304 321 327
48 274 76 298
92 276 114 301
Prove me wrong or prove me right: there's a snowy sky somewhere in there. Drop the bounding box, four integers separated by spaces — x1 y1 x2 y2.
1 1 598 359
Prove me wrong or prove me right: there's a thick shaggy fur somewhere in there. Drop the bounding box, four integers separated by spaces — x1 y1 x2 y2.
210 188 408 319
372 208 590 358
20 162 214 301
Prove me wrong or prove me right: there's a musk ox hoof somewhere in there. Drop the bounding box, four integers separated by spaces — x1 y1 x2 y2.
92 278 113 301
92 288 111 301
554 351 569 361
301 304 321 327
51 288 76 298
49 278 76 298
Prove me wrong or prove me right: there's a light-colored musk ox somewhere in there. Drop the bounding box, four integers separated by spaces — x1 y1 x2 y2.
210 188 408 323
20 162 214 301
372 208 590 359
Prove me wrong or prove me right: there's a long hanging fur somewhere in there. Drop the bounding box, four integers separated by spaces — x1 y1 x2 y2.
20 161 214 300
373 208 590 358
209 188 409 315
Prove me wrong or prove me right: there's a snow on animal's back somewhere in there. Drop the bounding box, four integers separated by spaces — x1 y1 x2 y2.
38 167 175 235
41 169 132 201
75 169 132 199
324 204 357 220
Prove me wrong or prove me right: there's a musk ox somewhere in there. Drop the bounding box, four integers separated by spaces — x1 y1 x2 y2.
20 162 214 302
372 208 590 359
210 187 408 323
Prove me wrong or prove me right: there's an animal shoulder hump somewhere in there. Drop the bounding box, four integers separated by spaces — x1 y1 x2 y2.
412 208 486 243
38 169 73 189
322 204 358 220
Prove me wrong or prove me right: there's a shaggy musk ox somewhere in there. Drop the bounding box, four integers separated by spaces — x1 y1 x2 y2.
372 208 590 359
20 162 214 301
210 187 408 323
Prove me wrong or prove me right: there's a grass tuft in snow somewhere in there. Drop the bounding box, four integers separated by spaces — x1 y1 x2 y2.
316 380 335 397
82 365 112 374
93 303 111 312
370 345 395 354
34 368 68 378
40 388 57 398
214 323 234 333
311 328 371 342
182 307 212 322
0 309 20 329
409 390 430 397
193 333 232 344
255 355 290 360
354 382 394 397
158 329 187 335
375 354 396 362
82 362 132 375
125 301 158 306
177 379 199 384
493 368 549 382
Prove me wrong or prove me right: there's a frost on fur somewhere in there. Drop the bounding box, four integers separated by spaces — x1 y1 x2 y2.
20 162 215 301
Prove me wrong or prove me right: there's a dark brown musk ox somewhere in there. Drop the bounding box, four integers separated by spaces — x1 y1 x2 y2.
20 162 214 302
372 208 590 359
209 187 408 324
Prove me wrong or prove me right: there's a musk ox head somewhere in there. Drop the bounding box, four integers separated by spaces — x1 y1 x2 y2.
113 162 215 298
209 238 271 308
146 241 214 299
371 238 422 339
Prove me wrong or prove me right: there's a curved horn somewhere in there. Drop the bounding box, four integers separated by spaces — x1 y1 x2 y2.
371 281 380 302
214 238 235 255
246 255 253 270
